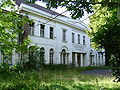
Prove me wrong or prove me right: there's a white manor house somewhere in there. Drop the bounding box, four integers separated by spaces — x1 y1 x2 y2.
0 0 105 67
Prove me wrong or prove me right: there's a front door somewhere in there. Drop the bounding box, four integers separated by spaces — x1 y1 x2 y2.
77 53 81 66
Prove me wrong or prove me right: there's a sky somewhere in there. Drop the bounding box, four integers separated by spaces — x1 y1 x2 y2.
35 1 90 25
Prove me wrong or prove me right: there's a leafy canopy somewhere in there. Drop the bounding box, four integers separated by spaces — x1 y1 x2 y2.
29 0 120 19
0 0 31 55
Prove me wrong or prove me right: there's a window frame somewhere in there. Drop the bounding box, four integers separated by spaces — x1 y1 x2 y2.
78 34 80 44
83 36 85 45
49 48 54 64
72 33 75 43
62 29 67 42
30 22 35 36
50 27 54 39
40 24 45 37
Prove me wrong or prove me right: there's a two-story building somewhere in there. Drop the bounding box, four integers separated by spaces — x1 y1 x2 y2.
0 0 105 67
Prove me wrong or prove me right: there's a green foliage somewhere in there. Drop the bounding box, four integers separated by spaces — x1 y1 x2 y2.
42 64 68 70
18 46 46 71
88 4 120 82
30 0 120 19
0 63 11 74
0 0 32 66
0 67 120 90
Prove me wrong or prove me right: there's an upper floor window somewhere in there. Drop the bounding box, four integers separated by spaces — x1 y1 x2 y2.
40 24 45 37
83 36 85 45
30 22 34 35
72 33 75 43
50 27 54 39
62 29 66 41
78 34 80 44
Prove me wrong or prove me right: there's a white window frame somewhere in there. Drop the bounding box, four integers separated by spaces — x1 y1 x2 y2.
62 29 67 42
30 22 35 36
72 33 75 43
83 36 85 45
49 48 54 64
40 24 45 37
50 27 54 39
78 34 80 44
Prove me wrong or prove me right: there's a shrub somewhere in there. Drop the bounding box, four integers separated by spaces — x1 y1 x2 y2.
0 63 10 74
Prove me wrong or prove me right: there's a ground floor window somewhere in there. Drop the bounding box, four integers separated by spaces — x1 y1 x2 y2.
60 49 68 64
40 47 45 64
49 48 54 64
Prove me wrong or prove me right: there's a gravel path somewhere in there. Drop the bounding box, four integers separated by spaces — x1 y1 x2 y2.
81 69 112 77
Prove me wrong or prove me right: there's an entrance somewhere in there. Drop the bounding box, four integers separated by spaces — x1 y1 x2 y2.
77 53 81 66
72 52 85 67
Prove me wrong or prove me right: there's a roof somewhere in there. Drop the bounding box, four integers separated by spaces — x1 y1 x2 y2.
13 0 66 17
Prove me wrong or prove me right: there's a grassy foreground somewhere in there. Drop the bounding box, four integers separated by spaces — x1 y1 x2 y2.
0 66 120 90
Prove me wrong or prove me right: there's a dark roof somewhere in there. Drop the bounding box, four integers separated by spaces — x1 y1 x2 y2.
13 0 66 17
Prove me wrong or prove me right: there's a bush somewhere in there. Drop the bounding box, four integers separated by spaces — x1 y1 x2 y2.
0 63 11 74
18 46 46 71
43 64 68 70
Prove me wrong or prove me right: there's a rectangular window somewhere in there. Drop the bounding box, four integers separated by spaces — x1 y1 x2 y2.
40 24 45 37
63 29 66 41
50 27 54 39
30 22 34 35
72 33 74 43
83 36 85 45
78 34 80 44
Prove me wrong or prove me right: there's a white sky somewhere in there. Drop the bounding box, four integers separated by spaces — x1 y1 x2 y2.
35 1 90 25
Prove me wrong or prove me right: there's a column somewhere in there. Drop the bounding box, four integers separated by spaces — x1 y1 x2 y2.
75 53 78 67
103 53 105 65
61 53 63 64
67 54 69 65
65 54 67 64
81 54 83 67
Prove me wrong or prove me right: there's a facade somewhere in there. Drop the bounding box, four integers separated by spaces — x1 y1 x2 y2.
0 0 105 67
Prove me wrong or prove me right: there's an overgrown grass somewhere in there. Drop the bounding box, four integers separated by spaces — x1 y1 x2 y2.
0 65 119 90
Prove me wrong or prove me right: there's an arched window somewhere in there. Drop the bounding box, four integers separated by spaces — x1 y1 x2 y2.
49 48 54 64
62 49 66 64
40 47 45 64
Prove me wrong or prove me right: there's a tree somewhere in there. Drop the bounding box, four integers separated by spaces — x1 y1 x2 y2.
30 0 120 19
0 0 31 64
88 5 120 82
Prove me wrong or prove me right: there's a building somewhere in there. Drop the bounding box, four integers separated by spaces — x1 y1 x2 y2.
0 0 105 67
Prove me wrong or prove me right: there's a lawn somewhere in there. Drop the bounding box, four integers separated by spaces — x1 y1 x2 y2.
0 65 120 90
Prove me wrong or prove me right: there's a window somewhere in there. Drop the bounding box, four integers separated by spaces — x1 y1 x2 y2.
83 36 85 45
30 22 34 35
62 49 66 64
50 27 54 39
72 33 75 43
49 48 54 64
78 34 80 44
40 47 45 64
62 29 66 41
40 24 45 37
